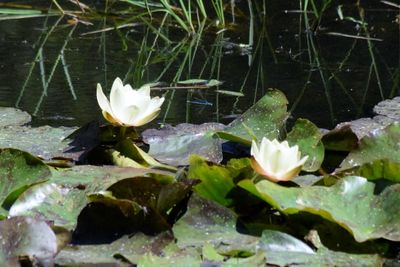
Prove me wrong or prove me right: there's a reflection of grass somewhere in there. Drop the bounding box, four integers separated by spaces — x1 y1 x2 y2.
6 0 398 126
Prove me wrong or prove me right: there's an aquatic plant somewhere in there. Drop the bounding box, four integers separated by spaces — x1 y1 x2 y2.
96 77 165 127
251 138 308 182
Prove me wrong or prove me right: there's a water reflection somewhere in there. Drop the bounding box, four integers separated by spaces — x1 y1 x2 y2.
0 1 398 128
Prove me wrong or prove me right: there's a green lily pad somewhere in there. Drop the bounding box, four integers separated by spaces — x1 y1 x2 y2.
188 155 250 207
0 149 51 211
0 216 58 266
0 107 31 127
9 165 174 231
286 119 324 172
173 194 259 255
217 89 288 144
259 230 382 267
100 177 196 232
339 123 400 171
0 125 77 160
336 159 400 182
239 176 400 242
55 232 174 266
142 123 225 166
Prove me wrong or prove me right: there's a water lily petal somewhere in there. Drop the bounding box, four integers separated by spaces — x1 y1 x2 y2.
251 137 308 182
133 109 161 127
133 97 165 125
137 85 151 97
102 111 121 125
119 105 141 126
97 77 164 127
96 84 113 115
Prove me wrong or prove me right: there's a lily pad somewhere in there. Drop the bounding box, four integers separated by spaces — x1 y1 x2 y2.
173 194 259 255
286 119 324 172
328 116 394 142
0 148 51 210
0 125 78 160
9 165 174 231
373 96 400 121
188 155 250 207
336 159 400 182
258 230 382 267
323 96 400 145
339 123 400 170
239 176 400 242
0 107 31 127
142 123 225 166
55 232 174 266
0 216 58 267
217 89 288 144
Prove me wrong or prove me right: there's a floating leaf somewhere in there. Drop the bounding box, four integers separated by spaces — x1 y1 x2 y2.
0 149 50 210
326 117 393 143
55 232 174 266
258 230 382 267
173 195 259 255
0 216 57 267
286 119 324 172
335 159 400 182
323 97 400 144
239 176 400 242
0 107 31 127
217 89 288 144
0 125 77 160
373 96 400 121
188 155 238 206
339 123 400 171
143 123 225 166
9 165 173 231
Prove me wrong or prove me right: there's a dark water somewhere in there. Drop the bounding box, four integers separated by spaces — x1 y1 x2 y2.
0 1 399 129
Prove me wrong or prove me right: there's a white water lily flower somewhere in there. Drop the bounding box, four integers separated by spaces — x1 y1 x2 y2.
97 77 165 127
251 137 308 182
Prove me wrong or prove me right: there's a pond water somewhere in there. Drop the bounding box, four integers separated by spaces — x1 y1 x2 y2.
0 1 398 129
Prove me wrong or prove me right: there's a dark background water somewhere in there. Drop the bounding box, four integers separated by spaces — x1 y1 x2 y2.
0 0 398 129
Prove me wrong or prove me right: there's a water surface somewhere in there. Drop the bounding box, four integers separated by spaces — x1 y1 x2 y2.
0 1 398 129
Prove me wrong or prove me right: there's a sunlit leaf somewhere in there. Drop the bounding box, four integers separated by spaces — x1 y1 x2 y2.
239 176 400 242
55 232 174 266
143 123 225 166
258 230 382 266
188 155 236 206
173 195 259 255
339 123 400 171
0 125 77 160
0 149 50 210
336 159 400 182
216 89 288 144
9 165 173 231
0 107 31 127
286 118 324 172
